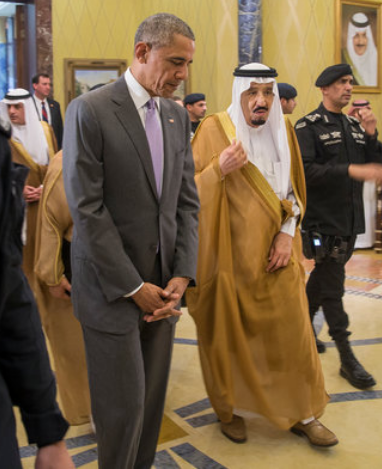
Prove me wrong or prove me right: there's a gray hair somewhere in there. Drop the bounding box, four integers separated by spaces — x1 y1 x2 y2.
134 13 195 49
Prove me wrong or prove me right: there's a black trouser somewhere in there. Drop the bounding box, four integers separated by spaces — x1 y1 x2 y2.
0 264 68 467
306 236 356 342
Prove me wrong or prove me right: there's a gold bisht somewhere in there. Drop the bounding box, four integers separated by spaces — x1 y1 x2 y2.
187 112 329 429
10 122 57 289
34 151 91 425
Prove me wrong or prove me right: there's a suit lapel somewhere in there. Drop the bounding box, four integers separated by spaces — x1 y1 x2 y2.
111 77 158 200
159 99 178 203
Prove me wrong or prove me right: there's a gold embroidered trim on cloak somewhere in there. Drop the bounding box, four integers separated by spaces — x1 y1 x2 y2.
215 111 295 225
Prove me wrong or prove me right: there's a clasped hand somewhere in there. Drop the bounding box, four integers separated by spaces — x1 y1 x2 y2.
23 184 43 203
132 277 189 322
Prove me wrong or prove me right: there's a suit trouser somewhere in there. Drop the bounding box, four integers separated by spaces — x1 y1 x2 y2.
306 236 356 342
82 258 176 469
0 264 68 467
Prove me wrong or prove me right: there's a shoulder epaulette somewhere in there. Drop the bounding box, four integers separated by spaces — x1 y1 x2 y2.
295 121 307 130
304 113 322 123
346 115 360 124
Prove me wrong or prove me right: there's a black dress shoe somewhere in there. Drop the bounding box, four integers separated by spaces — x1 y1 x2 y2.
316 338 326 353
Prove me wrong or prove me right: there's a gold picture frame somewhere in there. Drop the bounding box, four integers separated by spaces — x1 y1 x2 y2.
64 58 127 108
336 0 381 93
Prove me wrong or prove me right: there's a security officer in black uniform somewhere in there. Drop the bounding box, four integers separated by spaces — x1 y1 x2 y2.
295 64 382 390
278 82 298 115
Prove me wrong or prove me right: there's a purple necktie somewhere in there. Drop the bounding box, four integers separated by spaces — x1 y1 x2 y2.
145 98 163 197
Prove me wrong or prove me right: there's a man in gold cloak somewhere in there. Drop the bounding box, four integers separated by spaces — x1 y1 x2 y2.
0 89 57 288
34 151 91 426
187 63 337 447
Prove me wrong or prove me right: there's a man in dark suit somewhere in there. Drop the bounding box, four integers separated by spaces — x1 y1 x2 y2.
63 13 199 469
0 118 74 469
32 73 64 149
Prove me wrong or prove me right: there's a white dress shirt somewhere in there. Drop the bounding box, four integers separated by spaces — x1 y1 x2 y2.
123 68 164 297
33 95 52 125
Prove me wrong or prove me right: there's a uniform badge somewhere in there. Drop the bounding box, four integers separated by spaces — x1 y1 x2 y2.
305 113 321 122
295 122 306 130
319 133 330 140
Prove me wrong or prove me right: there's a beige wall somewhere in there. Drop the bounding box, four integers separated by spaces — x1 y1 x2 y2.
263 0 382 124
52 0 238 116
53 0 382 123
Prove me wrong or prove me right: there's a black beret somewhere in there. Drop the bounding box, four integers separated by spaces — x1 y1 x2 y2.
277 83 297 99
184 93 205 105
315 64 353 87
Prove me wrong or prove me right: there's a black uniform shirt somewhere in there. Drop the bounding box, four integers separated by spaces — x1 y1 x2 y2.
295 102 381 236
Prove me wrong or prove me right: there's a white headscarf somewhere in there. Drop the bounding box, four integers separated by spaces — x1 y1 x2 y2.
227 63 291 200
347 12 377 86
0 88 49 165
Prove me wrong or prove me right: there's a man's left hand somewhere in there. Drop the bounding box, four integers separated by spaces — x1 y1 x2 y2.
144 277 189 322
266 232 293 273
358 108 377 137
23 185 43 203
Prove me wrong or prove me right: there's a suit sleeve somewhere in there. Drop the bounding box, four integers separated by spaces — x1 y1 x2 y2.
53 101 64 150
172 112 200 284
62 97 143 302
364 133 382 163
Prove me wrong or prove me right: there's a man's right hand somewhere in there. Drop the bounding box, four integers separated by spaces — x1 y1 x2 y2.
348 163 382 184
49 277 72 300
219 139 248 177
132 282 167 314
132 282 183 322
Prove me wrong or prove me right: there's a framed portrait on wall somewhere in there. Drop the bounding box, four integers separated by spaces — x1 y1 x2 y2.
336 0 381 93
64 58 127 108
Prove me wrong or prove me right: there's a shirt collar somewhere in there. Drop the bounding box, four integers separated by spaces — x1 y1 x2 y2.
124 68 160 111
34 95 49 107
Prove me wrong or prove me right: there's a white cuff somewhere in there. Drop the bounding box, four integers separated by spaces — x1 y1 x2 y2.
123 282 144 298
280 216 297 237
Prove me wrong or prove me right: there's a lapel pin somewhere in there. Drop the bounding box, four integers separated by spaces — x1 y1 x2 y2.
169 118 174 123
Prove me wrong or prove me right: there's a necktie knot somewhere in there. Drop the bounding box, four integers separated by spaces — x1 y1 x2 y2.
146 98 156 111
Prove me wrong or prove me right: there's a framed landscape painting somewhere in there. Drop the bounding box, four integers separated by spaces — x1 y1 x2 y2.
64 58 127 107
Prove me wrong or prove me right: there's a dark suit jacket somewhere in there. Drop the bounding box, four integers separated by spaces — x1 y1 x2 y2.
33 96 64 150
62 76 199 333
47 98 63 150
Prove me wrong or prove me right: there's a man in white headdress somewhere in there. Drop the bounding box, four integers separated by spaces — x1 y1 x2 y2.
343 12 377 86
0 88 57 287
348 100 379 249
187 63 338 447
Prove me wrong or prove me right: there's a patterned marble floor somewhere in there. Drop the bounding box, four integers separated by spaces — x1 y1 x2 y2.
18 249 382 468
